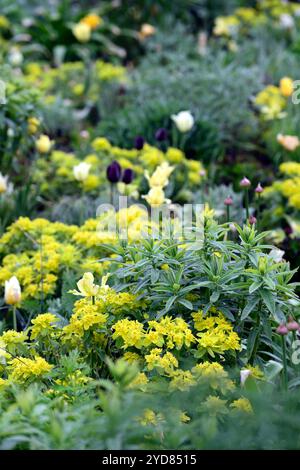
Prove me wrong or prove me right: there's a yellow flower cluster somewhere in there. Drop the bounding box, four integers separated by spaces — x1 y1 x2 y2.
145 348 178 374
267 162 300 210
0 217 109 301
62 298 108 344
254 84 288 120
193 310 240 357
113 316 195 352
30 313 59 340
24 60 126 103
143 317 195 349
8 356 53 383
192 362 235 394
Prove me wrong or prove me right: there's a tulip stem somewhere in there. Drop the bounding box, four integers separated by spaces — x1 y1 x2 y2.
281 335 288 391
245 189 249 220
110 184 114 206
226 205 230 223
12 305 17 331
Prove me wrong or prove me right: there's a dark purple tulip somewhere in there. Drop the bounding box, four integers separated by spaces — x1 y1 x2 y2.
122 168 134 185
155 128 168 142
134 136 145 150
107 161 121 183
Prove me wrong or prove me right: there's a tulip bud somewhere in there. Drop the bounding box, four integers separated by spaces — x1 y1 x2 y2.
73 162 91 182
249 215 257 225
171 111 194 133
134 136 145 150
5 276 21 305
240 176 251 188
224 196 233 206
122 168 134 185
255 183 264 194
107 161 121 183
72 22 91 43
155 128 168 142
276 324 289 336
0 173 9 194
35 135 52 154
287 317 300 331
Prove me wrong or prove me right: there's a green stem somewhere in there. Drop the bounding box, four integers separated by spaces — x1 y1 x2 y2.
226 205 230 223
281 335 288 391
245 189 249 220
12 305 17 331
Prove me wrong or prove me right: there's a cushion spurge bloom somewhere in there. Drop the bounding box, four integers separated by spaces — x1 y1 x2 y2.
171 111 194 133
73 162 91 182
69 272 99 297
5 276 21 305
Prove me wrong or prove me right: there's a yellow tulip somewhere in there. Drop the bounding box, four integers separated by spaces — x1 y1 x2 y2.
69 272 99 297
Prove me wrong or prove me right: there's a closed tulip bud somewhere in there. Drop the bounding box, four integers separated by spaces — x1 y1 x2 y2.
107 161 121 183
224 196 233 206
276 324 289 336
35 134 52 153
134 136 145 150
155 128 168 141
280 77 294 97
0 172 9 194
73 162 91 182
249 215 257 225
255 183 264 194
122 168 134 185
139 23 156 40
240 176 251 188
5 276 21 305
72 22 91 42
171 110 194 133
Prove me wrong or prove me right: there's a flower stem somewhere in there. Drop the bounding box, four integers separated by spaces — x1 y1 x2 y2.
226 205 230 223
281 335 288 391
245 189 249 220
12 305 17 331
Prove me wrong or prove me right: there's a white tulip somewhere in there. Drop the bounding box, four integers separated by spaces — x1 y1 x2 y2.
240 369 251 387
171 110 194 133
8 48 23 66
5 276 21 305
280 13 294 29
0 173 8 194
73 162 91 182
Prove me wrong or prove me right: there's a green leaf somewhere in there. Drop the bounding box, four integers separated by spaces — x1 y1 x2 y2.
241 297 260 321
178 298 194 310
260 289 276 315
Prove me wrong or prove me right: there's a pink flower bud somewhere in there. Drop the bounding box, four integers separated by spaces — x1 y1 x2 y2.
224 196 233 206
240 176 251 188
276 324 289 335
287 317 300 331
249 215 257 225
255 183 264 194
